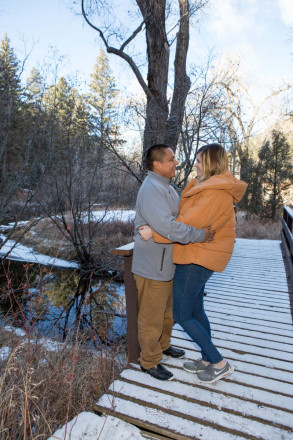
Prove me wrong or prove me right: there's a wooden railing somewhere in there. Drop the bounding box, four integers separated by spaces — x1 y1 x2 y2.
281 206 293 292
113 243 140 364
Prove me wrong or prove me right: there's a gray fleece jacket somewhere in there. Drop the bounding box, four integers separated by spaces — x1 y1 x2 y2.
131 171 205 281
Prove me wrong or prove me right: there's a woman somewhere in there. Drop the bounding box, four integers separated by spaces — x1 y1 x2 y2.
139 143 247 383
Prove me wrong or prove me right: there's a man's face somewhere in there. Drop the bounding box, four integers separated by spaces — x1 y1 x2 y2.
154 148 178 179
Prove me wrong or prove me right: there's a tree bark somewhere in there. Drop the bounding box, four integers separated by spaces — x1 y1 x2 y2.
136 0 170 149
166 0 191 151
137 0 191 152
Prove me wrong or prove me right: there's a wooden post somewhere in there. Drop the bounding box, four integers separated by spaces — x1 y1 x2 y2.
113 243 140 364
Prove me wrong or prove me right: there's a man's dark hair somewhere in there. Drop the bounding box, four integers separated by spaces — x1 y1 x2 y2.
144 144 169 171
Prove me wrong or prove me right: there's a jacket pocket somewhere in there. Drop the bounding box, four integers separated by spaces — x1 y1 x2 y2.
160 248 166 271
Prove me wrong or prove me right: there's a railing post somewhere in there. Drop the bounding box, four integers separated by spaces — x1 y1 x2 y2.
113 243 140 364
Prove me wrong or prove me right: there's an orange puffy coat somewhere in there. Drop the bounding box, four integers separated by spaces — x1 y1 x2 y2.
154 171 247 272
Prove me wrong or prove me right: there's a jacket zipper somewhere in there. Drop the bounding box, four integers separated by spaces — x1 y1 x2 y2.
160 248 166 271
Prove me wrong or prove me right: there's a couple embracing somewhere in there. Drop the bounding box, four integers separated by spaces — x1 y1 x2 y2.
131 143 247 383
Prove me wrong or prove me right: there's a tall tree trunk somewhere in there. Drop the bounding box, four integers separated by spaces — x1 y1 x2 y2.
166 0 191 151
137 0 191 152
137 0 170 149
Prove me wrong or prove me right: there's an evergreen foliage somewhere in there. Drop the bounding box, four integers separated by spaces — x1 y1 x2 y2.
240 130 293 218
258 130 293 218
0 34 23 180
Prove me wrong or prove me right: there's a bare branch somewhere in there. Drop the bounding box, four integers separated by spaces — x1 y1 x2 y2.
81 0 150 98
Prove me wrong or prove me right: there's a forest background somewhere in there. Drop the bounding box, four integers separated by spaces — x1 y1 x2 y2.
1 1 293 439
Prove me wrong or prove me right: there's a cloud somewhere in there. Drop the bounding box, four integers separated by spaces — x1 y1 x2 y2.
207 0 261 42
278 0 293 27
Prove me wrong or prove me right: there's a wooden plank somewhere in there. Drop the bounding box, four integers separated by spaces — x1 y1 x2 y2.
204 288 291 307
205 296 290 314
194 323 293 346
171 336 293 366
204 314 293 337
119 369 293 429
206 278 289 294
165 353 293 384
105 379 292 439
172 328 293 353
207 280 289 295
204 303 293 326
171 337 293 372
95 395 249 440
207 275 289 291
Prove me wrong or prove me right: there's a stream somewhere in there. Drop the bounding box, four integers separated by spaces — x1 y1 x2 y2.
0 258 127 348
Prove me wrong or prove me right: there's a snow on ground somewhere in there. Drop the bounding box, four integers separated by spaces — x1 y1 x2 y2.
0 210 135 232
81 209 135 223
48 411 144 440
0 346 11 361
0 234 79 269
0 209 135 268
0 220 30 230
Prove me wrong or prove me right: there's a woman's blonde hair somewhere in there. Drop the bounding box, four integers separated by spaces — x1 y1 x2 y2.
197 143 228 181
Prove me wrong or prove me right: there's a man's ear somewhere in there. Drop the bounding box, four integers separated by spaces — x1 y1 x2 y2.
153 160 161 173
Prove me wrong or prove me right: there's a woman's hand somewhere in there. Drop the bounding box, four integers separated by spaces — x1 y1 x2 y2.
139 225 153 240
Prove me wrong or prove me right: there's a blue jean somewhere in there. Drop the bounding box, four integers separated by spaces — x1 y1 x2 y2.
173 263 223 364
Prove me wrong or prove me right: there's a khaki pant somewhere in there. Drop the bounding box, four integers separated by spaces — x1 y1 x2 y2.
134 274 174 369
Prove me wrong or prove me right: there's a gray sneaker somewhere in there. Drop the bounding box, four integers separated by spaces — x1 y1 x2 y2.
197 361 234 383
183 359 209 373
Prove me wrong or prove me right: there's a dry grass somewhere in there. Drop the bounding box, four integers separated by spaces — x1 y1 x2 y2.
0 326 127 440
236 213 282 240
10 216 134 267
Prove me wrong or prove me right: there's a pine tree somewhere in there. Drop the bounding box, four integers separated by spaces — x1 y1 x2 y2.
240 157 263 215
0 33 22 180
258 130 293 218
87 49 123 200
25 67 45 107
88 49 120 153
42 77 90 163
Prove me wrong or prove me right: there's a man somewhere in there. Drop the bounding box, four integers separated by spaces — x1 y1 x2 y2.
132 144 214 381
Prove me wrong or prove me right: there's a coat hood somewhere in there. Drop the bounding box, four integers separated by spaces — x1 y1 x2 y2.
182 171 247 204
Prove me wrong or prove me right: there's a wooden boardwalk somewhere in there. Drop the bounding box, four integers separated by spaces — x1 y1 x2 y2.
95 238 293 440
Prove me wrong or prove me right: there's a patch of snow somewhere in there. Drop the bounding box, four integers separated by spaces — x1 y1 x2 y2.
4 325 27 337
0 234 79 269
39 338 64 352
48 411 145 440
82 209 135 224
0 346 11 361
0 220 31 232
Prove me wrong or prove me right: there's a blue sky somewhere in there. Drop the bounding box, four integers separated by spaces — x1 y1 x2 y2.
1 0 293 93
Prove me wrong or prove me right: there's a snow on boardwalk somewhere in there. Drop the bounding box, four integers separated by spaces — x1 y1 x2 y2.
95 238 293 440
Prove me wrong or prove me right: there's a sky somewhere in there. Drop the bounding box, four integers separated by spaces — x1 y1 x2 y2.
1 0 293 96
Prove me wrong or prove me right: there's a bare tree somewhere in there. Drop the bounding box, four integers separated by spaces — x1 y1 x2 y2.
214 62 292 178
81 0 208 157
175 56 236 186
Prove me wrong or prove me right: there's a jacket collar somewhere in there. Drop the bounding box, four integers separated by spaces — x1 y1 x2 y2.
147 170 171 185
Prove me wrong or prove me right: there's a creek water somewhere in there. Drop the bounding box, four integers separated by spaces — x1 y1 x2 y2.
0 259 127 347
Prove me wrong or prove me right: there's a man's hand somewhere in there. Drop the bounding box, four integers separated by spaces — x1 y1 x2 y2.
202 225 215 243
139 225 153 240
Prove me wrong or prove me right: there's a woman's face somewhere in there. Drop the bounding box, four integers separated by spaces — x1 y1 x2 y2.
194 152 203 177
